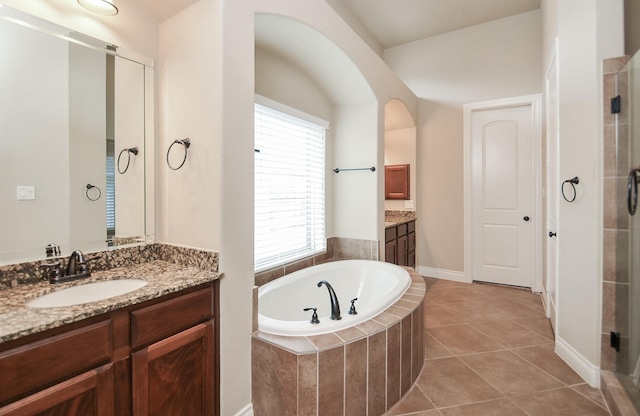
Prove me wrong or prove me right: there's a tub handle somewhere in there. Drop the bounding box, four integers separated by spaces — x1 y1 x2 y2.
349 298 358 315
303 307 320 324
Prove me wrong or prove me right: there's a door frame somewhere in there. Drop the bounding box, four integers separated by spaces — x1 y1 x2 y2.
544 38 559 327
463 94 543 291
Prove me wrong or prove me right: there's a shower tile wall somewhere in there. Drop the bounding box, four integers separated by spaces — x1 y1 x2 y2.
602 55 631 374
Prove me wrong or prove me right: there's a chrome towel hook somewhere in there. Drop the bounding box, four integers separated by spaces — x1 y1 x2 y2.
117 146 138 174
86 184 101 201
166 138 191 170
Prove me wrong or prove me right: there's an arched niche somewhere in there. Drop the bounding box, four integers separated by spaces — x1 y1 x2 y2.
255 13 380 241
384 98 417 211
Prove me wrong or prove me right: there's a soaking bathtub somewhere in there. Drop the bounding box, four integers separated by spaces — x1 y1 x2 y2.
258 259 411 336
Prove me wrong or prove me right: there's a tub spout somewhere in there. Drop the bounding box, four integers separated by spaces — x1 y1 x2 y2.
317 280 341 320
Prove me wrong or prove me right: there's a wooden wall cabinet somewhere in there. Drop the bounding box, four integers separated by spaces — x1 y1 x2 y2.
385 220 416 268
385 164 410 200
0 282 219 416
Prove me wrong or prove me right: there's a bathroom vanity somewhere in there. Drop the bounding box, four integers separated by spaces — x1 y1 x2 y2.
385 219 416 268
0 257 221 416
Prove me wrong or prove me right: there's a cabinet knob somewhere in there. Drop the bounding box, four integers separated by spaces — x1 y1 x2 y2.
523 216 530 222
549 231 557 237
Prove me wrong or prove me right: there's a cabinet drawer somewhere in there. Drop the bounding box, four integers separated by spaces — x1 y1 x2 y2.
131 287 212 349
385 227 397 243
0 320 112 404
408 220 415 233
397 223 408 237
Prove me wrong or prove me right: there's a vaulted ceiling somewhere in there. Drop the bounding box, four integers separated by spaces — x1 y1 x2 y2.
138 0 541 50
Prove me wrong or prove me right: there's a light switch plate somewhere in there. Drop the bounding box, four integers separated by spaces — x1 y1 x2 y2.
17 186 35 200
405 200 414 209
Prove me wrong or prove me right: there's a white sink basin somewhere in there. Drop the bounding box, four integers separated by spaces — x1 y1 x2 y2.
26 279 148 308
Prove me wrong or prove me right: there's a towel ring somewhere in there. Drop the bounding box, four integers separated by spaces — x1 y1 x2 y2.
167 138 191 170
86 184 101 201
561 177 579 203
117 147 138 174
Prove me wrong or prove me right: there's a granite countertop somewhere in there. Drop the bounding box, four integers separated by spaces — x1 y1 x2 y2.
0 260 222 344
385 217 417 228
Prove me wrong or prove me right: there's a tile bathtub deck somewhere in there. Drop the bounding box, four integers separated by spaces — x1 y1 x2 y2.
385 277 611 416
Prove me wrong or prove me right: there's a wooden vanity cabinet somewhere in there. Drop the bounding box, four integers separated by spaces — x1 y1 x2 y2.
130 288 217 416
0 282 219 416
385 220 416 268
132 322 214 416
385 226 398 264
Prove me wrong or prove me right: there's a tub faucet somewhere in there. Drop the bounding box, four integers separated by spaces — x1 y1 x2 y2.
317 280 341 320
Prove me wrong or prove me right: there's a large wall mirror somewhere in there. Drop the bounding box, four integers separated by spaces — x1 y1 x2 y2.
0 6 154 265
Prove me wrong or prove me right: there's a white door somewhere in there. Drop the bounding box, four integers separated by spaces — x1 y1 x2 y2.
468 102 537 288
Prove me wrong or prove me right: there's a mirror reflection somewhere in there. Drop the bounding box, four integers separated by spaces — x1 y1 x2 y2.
0 7 152 265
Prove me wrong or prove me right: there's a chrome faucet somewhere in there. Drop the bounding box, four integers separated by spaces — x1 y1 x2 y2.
317 280 341 320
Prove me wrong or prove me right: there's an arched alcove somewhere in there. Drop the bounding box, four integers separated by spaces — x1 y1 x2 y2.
255 14 381 243
384 98 417 212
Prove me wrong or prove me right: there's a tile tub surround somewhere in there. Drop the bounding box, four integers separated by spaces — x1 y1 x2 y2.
0 245 221 344
252 267 425 416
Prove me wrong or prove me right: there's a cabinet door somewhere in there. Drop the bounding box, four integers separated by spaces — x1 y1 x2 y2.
132 322 214 416
397 235 408 266
385 239 397 264
0 364 114 416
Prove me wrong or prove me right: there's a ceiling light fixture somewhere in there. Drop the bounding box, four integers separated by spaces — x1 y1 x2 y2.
77 0 118 16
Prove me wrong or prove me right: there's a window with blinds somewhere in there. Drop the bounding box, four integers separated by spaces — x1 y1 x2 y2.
254 102 326 272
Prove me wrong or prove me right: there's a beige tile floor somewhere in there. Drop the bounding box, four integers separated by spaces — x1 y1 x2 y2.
385 277 611 416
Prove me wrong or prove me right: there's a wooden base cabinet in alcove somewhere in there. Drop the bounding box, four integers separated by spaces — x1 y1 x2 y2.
0 282 219 416
385 220 416 268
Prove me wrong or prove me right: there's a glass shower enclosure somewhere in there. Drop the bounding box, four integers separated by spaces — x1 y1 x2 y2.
610 50 640 412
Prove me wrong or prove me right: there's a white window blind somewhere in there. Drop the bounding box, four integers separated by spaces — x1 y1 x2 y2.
254 103 326 272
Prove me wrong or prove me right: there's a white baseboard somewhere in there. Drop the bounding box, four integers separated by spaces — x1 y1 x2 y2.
541 288 548 315
417 266 469 283
555 336 600 388
234 404 253 416
631 353 640 389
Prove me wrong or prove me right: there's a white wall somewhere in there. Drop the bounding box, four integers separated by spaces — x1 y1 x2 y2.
158 2 222 250
255 47 333 123
332 103 379 240
542 0 624 385
384 10 542 273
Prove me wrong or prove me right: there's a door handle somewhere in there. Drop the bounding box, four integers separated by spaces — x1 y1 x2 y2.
523 216 530 222
549 231 557 237
628 167 640 215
